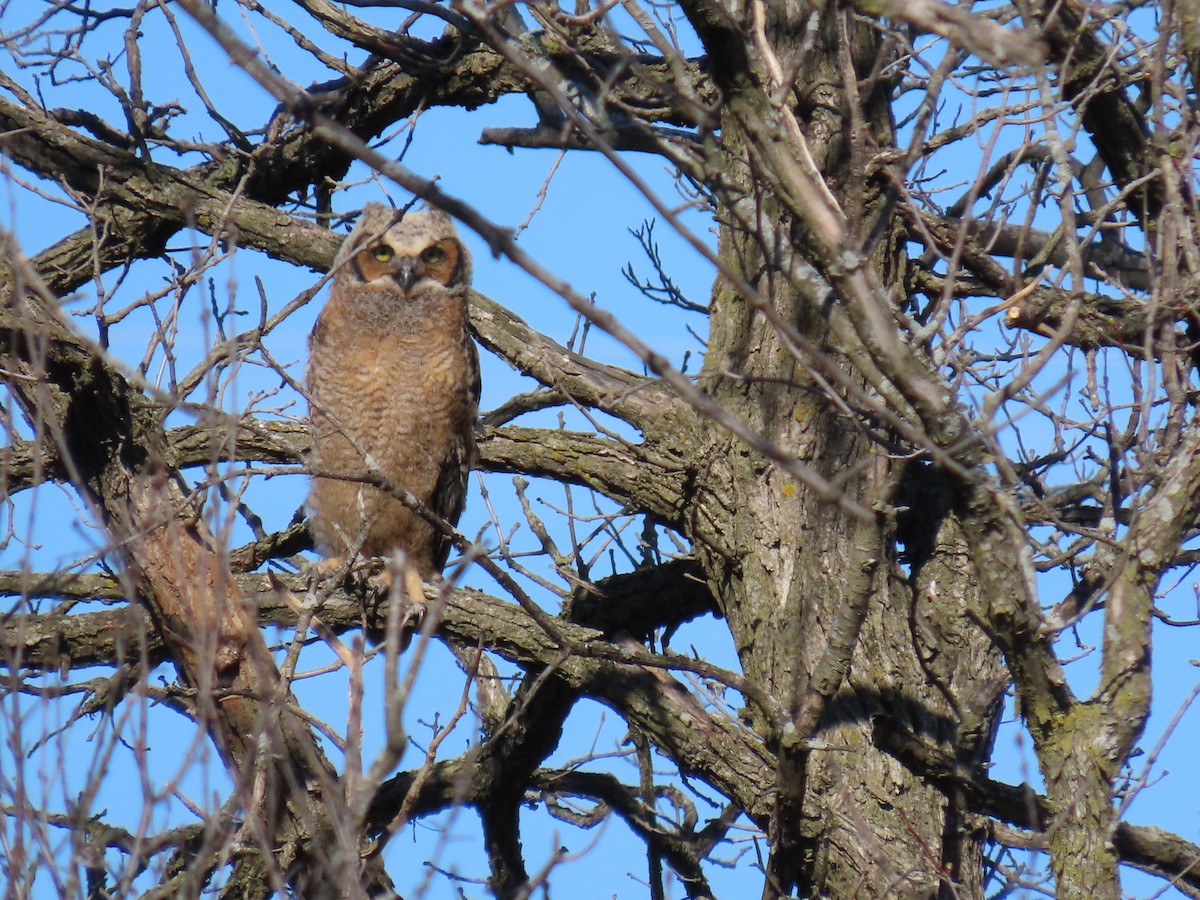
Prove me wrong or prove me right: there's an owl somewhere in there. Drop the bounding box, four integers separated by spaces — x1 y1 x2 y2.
307 203 479 628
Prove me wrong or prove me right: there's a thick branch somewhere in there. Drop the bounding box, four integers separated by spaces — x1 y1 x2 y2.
481 425 687 525
3 417 687 529
470 293 676 428
0 561 715 672
4 563 770 825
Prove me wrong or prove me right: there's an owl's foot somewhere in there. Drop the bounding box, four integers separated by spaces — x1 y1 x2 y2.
304 554 391 589
306 554 347 578
361 559 428 649
305 554 389 590
305 556 422 647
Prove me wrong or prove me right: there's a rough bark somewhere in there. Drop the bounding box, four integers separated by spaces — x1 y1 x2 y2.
661 3 1006 895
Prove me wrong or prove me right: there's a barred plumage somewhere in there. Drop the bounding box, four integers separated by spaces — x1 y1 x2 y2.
307 204 479 612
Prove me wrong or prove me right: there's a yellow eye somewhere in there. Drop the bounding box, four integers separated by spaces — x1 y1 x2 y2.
420 246 444 265
372 245 394 262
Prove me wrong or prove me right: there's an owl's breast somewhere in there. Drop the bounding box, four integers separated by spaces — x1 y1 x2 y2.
308 303 475 453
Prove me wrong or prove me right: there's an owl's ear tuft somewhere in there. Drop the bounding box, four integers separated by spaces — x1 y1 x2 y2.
332 203 402 271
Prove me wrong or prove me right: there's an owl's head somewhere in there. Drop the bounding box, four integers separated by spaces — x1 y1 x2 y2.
333 203 472 296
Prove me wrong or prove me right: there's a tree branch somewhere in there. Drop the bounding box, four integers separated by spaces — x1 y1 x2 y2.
873 717 1200 897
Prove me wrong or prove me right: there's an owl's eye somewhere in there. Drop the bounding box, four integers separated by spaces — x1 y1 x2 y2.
420 246 445 265
372 245 394 262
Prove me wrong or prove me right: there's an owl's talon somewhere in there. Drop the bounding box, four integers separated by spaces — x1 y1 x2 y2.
396 601 426 652
367 567 395 592
360 559 428 647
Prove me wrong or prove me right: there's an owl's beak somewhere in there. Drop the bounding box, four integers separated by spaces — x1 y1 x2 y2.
396 258 419 293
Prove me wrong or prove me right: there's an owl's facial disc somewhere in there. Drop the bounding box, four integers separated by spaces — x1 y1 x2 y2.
353 237 463 294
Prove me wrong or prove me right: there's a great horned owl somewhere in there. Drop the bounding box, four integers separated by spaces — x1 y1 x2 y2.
307 203 479 608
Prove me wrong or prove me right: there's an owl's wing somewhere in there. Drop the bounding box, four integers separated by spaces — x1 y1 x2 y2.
429 338 481 571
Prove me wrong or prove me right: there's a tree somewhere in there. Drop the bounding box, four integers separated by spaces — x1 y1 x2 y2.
1 0 1198 897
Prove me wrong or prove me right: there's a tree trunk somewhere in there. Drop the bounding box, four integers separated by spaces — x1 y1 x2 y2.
679 4 1007 895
